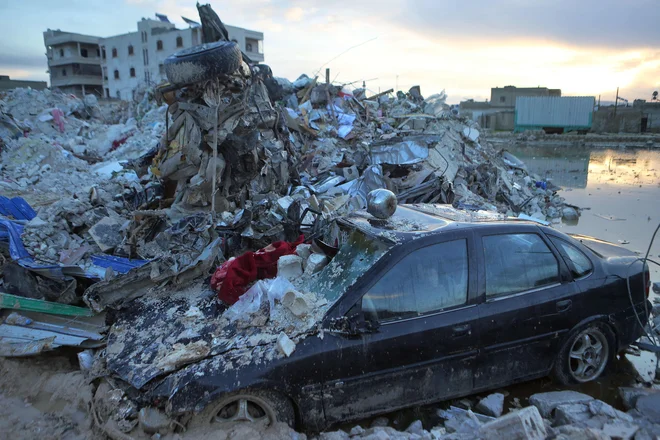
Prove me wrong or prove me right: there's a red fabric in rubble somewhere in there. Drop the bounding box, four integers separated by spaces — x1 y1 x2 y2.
211 235 304 305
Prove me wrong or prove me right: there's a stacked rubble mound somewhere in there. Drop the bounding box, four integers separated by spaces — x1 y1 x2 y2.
0 5 594 439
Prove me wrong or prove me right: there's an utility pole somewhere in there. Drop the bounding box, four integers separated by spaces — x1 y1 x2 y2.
396 75 399 93
325 68 330 85
598 95 601 109
614 87 619 115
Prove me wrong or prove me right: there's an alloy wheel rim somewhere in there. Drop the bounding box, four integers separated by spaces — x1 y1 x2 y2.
210 396 274 427
568 329 608 382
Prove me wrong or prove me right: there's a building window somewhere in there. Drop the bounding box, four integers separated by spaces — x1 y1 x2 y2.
176 36 183 48
159 64 165 75
105 88 110 98
499 96 506 103
103 67 108 80
102 48 106 59
59 49 64 57
141 31 147 43
61 68 67 76
156 40 163 51
116 90 121 99
114 69 119 79
112 48 117 58
246 43 253 52
81 48 88 58
128 45 134 56
96 48 100 57
130 67 136 77
143 49 149 66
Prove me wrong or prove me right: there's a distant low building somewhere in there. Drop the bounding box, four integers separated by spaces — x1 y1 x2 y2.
592 99 660 133
43 30 103 97
460 85 562 131
0 75 48 92
491 86 561 108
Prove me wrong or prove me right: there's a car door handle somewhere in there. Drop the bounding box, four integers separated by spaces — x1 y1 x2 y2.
452 324 471 337
556 300 572 313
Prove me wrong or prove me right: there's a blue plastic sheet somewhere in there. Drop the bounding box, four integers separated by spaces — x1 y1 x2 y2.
90 255 149 274
0 197 37 221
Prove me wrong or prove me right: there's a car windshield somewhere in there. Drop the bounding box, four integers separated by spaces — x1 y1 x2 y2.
302 228 391 303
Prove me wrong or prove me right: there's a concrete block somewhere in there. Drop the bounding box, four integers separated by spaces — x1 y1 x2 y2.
636 393 660 422
295 244 312 267
277 255 303 280
477 406 546 440
281 290 312 317
89 216 123 252
553 403 591 426
601 422 639 440
476 393 505 417
305 253 328 275
529 390 593 418
138 407 171 434
277 332 296 357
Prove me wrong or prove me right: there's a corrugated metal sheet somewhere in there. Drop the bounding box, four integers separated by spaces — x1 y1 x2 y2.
515 96 595 129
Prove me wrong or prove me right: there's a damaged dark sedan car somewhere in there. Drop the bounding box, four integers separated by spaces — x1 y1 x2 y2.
104 204 651 432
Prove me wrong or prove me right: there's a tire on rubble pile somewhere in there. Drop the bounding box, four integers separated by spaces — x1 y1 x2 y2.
164 41 242 85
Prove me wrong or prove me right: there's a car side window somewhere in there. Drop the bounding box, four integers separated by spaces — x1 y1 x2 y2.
361 239 468 323
483 233 559 298
550 237 593 278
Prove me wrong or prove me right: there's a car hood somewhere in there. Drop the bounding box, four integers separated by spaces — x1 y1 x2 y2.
105 281 324 390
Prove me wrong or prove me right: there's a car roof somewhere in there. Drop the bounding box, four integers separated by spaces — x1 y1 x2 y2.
341 203 540 242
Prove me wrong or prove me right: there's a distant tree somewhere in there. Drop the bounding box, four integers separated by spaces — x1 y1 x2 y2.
653 91 658 101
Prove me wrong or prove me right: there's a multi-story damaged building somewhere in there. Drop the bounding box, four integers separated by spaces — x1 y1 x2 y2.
43 30 103 97
43 14 264 100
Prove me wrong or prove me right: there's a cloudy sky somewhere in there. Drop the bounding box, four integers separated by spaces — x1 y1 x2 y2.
1 0 658 103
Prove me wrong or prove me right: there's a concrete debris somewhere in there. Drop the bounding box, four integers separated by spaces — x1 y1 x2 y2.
277 332 296 357
477 406 546 440
0 5 601 438
476 393 505 418
529 390 594 418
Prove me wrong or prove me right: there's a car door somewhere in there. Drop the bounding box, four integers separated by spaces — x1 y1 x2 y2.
320 231 480 425
474 226 579 390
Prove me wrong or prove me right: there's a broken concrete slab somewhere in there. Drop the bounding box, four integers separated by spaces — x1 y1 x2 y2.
477 406 546 440
601 421 639 440
305 253 329 275
635 393 660 422
619 387 660 410
281 290 312 317
88 216 124 252
277 332 296 357
277 255 303 280
529 390 594 418
476 393 505 417
553 403 592 426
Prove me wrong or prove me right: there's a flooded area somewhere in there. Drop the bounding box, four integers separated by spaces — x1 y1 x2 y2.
507 146 660 290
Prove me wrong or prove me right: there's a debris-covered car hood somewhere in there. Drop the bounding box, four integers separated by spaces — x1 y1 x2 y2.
105 228 391 390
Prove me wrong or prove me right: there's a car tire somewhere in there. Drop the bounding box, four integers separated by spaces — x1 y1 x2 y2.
164 41 242 85
553 322 615 385
187 389 295 430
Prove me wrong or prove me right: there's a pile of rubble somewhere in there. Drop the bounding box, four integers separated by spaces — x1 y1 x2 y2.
313 389 660 440
0 5 597 439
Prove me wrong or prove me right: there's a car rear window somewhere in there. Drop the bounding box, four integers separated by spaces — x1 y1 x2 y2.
483 233 559 298
550 237 593 278
361 239 469 323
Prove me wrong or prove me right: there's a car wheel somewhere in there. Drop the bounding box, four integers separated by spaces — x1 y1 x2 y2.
187 390 295 430
164 41 242 85
553 323 614 385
